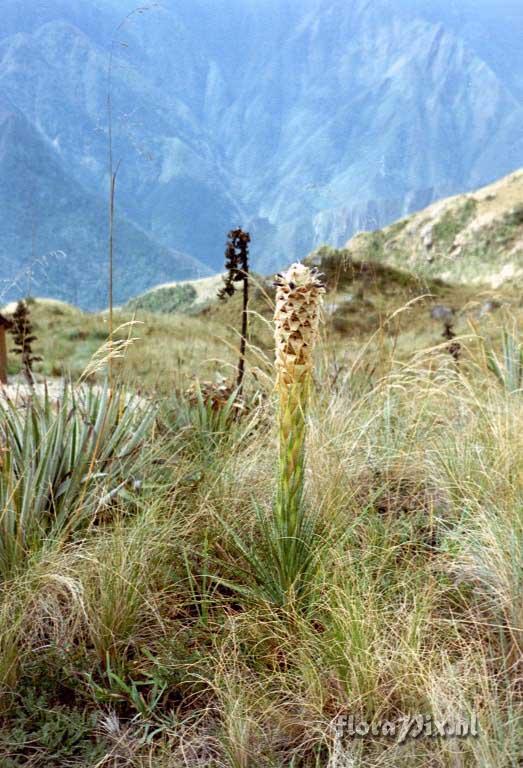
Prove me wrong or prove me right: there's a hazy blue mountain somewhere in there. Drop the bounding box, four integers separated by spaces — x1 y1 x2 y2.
0 102 207 307
1 0 522 306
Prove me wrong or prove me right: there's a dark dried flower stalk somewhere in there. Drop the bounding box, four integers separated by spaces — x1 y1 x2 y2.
10 300 41 385
217 228 251 393
442 320 461 362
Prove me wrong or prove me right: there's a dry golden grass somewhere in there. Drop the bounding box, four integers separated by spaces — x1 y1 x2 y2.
0 264 522 766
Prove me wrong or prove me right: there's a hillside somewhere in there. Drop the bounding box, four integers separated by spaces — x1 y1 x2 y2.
119 170 523 341
7 165 515 402
345 169 523 288
1 250 522 768
124 274 226 316
4 250 504 396
1 0 523 304
0 254 523 768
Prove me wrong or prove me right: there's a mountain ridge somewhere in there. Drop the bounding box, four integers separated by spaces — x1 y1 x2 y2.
117 168 523 320
0 100 209 309
1 0 523 306
344 168 523 288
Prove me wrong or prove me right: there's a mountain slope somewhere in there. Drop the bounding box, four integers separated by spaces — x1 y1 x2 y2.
123 170 523 326
1 0 523 299
0 103 208 309
344 169 523 287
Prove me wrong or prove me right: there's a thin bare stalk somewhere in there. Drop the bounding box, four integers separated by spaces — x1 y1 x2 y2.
238 268 249 392
106 5 157 386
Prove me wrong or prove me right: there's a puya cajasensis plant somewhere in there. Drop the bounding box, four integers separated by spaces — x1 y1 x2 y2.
217 228 251 393
220 263 324 607
10 300 41 385
271 263 325 603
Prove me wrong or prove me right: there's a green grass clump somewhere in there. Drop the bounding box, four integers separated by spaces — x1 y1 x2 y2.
486 324 523 393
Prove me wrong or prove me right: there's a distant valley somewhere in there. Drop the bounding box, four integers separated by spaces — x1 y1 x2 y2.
1 0 523 308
